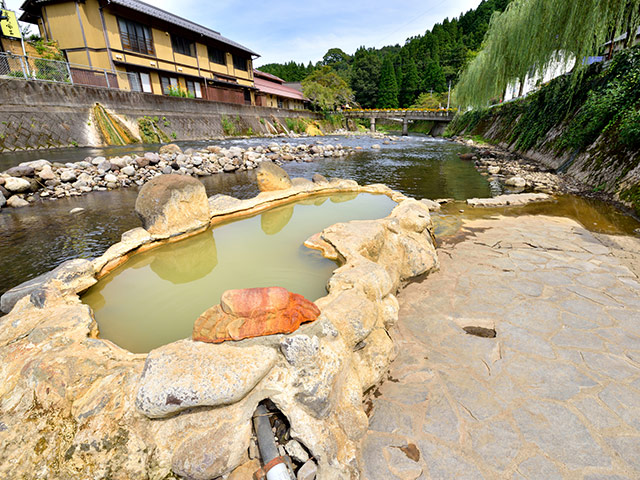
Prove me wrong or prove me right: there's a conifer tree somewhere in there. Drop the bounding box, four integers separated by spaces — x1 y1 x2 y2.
351 47 382 108
377 56 399 108
400 57 420 106
422 59 447 93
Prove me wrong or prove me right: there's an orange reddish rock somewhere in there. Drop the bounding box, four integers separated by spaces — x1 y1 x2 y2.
193 287 321 343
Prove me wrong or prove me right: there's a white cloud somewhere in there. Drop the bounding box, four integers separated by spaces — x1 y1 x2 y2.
6 0 483 64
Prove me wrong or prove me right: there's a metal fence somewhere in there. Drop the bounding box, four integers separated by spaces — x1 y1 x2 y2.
0 52 140 91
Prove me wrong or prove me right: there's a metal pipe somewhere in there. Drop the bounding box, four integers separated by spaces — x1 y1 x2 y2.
252 404 294 480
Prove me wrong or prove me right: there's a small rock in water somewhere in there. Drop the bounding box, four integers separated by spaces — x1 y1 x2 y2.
158 143 182 155
371 144 381 149
104 173 118 184
505 176 526 188
7 196 29 208
4 177 31 193
69 207 85 214
121 166 136 176
37 166 55 181
60 170 77 183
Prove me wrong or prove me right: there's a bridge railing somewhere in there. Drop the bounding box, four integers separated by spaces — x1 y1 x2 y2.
343 108 457 117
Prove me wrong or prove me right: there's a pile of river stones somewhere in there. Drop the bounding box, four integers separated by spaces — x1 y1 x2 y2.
0 142 355 209
454 138 585 195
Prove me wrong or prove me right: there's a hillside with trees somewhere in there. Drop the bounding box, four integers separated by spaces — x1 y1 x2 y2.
259 0 512 109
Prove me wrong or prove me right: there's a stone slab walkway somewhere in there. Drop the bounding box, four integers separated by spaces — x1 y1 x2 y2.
360 215 640 480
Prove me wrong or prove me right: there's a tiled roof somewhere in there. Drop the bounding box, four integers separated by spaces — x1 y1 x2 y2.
253 69 285 84
254 76 307 101
20 0 259 56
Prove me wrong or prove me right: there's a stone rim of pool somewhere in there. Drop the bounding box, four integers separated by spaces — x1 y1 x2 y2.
0 176 439 479
82 191 400 353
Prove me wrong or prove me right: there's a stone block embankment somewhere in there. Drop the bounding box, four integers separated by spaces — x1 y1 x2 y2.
0 78 321 152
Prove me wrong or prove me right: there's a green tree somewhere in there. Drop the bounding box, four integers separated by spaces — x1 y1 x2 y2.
377 56 399 108
400 57 420 106
456 0 640 107
302 66 354 111
321 48 352 80
412 92 448 109
350 47 382 108
255 0 513 106
422 59 447 93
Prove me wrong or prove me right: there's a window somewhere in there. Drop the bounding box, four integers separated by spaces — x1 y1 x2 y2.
185 79 203 98
172 35 196 57
118 18 154 56
161 76 179 95
139 73 152 93
243 89 251 105
129 74 142 92
233 54 248 71
128 73 152 93
277 98 283 109
208 46 226 65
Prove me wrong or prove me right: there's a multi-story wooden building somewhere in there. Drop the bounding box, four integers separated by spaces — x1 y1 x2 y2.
253 69 308 110
19 0 259 105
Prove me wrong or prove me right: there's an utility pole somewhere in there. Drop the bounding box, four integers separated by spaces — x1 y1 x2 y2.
446 80 451 110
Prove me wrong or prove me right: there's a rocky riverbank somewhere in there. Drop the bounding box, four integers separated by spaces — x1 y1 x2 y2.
0 141 356 209
452 136 586 195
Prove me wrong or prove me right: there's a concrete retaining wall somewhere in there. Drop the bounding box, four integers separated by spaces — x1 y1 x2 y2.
0 78 322 152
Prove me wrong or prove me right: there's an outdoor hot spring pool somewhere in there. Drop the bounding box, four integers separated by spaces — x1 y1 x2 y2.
82 192 397 353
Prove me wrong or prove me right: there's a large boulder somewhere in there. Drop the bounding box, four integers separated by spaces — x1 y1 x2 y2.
256 162 292 192
193 287 320 343
135 340 277 418
134 174 209 237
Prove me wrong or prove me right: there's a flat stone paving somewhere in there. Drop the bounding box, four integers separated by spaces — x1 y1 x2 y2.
360 215 640 480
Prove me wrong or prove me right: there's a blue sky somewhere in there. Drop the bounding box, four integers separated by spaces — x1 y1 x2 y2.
5 0 482 65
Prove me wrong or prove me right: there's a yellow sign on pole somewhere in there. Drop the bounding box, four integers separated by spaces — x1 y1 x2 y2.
1 9 22 39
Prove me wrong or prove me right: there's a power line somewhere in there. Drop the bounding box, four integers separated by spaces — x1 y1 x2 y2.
374 0 453 46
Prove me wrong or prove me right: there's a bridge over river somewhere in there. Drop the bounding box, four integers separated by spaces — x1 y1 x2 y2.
343 109 456 136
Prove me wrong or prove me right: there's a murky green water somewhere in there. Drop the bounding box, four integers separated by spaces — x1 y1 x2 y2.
82 193 396 353
432 195 640 241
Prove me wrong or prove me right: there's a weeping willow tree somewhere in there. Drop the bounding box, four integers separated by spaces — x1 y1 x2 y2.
455 0 640 107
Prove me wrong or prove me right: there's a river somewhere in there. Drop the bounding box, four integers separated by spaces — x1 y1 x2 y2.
1 134 638 298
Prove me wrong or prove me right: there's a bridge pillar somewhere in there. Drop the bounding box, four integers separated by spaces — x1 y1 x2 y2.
430 122 447 137
370 118 376 132
402 117 409 136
